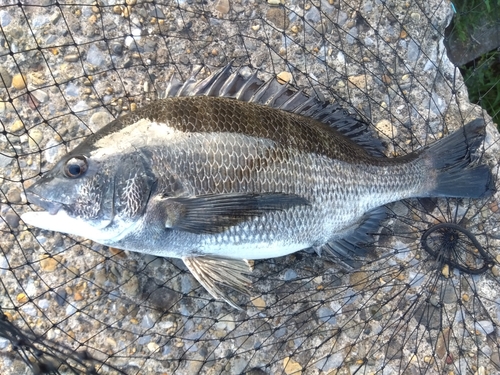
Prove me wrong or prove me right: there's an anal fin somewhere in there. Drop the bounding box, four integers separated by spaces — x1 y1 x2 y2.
182 256 252 310
319 207 387 269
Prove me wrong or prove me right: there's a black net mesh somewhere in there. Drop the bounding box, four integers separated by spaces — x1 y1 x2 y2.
1 0 500 374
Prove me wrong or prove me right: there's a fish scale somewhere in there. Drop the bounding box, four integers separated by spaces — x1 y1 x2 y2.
21 65 493 309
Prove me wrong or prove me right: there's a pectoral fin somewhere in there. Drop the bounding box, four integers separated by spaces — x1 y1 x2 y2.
182 255 253 310
163 192 309 234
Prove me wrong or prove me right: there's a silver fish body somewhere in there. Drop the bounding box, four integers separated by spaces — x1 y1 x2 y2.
22 66 493 308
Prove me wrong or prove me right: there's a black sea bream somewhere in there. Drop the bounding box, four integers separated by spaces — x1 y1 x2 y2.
22 65 493 308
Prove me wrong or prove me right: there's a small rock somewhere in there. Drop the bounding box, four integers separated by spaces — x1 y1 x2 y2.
110 42 123 56
4 212 20 228
251 24 260 31
283 357 302 375
86 44 106 67
50 11 61 24
305 6 320 24
17 293 28 303
0 10 12 27
376 119 397 138
121 275 140 297
0 67 12 88
350 271 368 291
215 0 230 15
347 74 372 89
54 288 67 306
28 128 43 149
7 188 21 203
30 88 49 103
277 71 292 84
475 320 494 335
283 268 297 280
40 255 58 272
90 111 114 132
251 296 266 310
317 306 336 324
12 74 26 90
441 264 450 278
8 119 23 136
410 12 421 22
266 8 289 30
64 53 80 62
147 342 160 353
0 154 11 168
489 200 498 213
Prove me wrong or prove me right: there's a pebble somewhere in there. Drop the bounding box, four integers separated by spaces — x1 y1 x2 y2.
474 320 494 335
407 40 420 61
86 44 106 67
283 357 302 375
12 74 26 90
441 264 450 278
0 10 12 27
283 269 297 281
266 8 289 30
317 306 336 324
28 128 43 149
410 12 421 22
251 296 266 310
348 74 372 89
40 255 58 272
350 271 368 291
0 154 12 168
277 71 292 84
54 288 67 306
492 265 499 277
90 111 114 132
17 293 28 303
0 67 12 88
30 88 49 103
376 119 398 138
121 275 140 297
7 188 21 203
4 212 20 229
489 200 498 213
252 24 260 31
147 341 160 353
215 0 230 15
64 53 80 62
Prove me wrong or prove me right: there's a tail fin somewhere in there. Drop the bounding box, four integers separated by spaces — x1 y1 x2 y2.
424 118 494 198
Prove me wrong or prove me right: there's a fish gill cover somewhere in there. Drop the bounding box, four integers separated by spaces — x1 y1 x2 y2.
0 0 499 374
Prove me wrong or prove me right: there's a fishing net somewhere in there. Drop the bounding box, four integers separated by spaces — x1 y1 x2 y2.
1 0 500 374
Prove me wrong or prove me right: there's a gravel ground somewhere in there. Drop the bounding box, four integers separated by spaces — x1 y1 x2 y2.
0 0 499 374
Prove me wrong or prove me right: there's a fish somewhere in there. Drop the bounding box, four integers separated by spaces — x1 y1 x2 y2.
21 64 493 309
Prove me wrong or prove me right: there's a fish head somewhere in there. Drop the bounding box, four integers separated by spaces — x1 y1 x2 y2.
22 143 157 243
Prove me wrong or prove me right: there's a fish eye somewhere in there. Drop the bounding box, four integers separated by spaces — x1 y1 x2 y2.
64 156 88 178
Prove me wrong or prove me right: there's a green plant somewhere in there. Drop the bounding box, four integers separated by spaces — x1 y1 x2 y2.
461 50 500 128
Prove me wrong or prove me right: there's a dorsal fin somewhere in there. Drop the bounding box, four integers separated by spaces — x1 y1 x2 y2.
160 64 386 157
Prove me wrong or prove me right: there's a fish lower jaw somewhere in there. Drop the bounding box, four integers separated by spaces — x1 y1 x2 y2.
25 191 64 215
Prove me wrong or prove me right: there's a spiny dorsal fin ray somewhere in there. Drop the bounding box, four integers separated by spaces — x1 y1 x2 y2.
160 63 386 157
182 256 252 311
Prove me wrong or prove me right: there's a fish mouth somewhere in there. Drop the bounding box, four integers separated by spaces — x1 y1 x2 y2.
25 191 64 215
